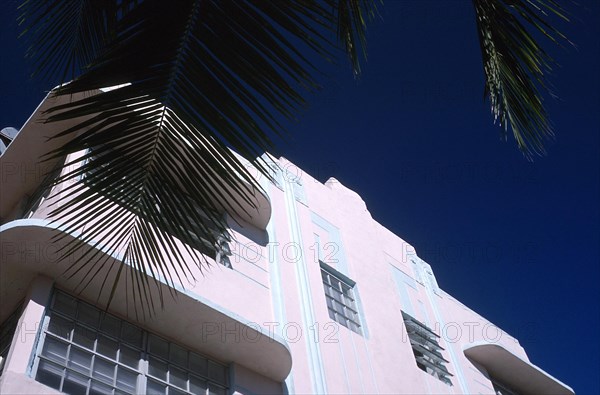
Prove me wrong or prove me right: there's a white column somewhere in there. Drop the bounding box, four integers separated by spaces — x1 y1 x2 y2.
3 275 53 376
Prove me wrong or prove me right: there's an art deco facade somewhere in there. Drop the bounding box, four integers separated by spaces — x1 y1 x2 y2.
0 94 574 394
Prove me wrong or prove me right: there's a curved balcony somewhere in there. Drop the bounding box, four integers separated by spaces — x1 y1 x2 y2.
0 219 292 382
464 342 574 395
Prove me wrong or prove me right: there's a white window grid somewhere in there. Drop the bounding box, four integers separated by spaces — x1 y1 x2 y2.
320 263 362 335
32 290 228 395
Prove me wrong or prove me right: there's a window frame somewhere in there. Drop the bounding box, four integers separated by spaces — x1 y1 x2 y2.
319 261 363 335
30 289 229 395
401 311 453 386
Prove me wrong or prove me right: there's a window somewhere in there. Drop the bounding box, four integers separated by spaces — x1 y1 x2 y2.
170 209 233 268
0 304 22 375
81 148 232 269
401 311 452 386
33 290 228 395
320 262 362 335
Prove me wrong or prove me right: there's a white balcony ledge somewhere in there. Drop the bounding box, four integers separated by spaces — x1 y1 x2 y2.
464 342 574 395
0 219 292 382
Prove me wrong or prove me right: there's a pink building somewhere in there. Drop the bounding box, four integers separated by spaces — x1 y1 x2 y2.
0 94 574 394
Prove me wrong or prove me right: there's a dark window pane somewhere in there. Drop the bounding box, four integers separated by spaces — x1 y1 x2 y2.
78 303 100 328
92 357 116 384
170 386 188 395
327 309 336 322
330 288 343 303
208 383 227 395
340 283 352 294
53 292 77 317
36 360 63 391
208 362 226 384
325 297 333 310
118 345 140 369
120 322 142 348
148 335 169 359
116 367 137 393
146 379 166 395
169 365 187 389
190 375 207 394
62 370 89 395
189 353 207 377
73 324 96 350
67 347 93 374
100 314 121 339
47 314 73 340
41 337 69 364
90 379 113 395
169 343 187 368
96 335 118 360
148 357 167 380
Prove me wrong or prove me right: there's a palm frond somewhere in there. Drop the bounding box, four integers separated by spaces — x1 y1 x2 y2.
17 0 126 81
44 95 257 317
472 0 569 157
331 0 379 76
17 0 374 313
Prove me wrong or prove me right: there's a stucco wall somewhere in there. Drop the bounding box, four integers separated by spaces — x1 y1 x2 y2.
1 152 563 395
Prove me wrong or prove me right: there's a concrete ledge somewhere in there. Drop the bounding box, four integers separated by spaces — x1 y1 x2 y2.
0 219 292 382
464 342 574 395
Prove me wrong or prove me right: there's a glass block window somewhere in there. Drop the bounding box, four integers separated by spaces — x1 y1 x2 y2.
401 311 452 386
33 290 228 395
0 304 22 375
320 262 362 335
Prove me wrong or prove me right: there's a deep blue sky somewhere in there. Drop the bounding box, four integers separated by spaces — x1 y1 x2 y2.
1 1 598 394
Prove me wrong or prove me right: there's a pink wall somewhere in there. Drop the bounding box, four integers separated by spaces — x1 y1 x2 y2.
1 152 570 395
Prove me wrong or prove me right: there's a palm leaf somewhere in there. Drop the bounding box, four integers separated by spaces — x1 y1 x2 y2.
18 0 374 314
17 0 125 81
334 0 378 76
472 0 569 157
